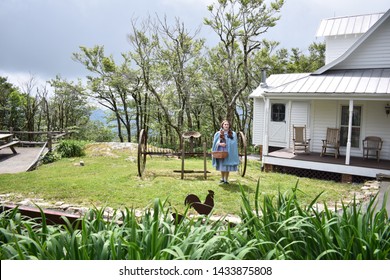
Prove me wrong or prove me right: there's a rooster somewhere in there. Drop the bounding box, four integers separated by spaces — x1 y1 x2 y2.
184 190 214 215
171 212 185 224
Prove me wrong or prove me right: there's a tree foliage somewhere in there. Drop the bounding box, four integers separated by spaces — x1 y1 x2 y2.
127 16 206 148
0 0 325 148
0 77 24 130
204 0 284 126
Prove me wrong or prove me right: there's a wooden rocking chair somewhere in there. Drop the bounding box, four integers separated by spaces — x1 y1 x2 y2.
292 125 310 154
321 128 340 158
362 136 383 162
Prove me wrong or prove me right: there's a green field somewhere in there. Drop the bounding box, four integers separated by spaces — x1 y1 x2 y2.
0 143 363 216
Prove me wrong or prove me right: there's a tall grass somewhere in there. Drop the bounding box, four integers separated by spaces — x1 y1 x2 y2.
1 181 389 260
239 181 390 260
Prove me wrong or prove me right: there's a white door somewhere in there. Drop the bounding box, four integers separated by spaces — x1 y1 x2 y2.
269 102 287 147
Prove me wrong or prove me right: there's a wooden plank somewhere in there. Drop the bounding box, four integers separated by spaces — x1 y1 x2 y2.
19 141 46 145
0 140 20 154
0 147 48 174
27 142 48 171
0 133 13 140
0 204 81 229
0 141 19 149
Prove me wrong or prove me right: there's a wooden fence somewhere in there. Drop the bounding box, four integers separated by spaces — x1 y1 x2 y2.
0 128 69 151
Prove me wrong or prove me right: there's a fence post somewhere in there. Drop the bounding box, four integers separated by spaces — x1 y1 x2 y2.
181 143 185 180
8 127 13 143
203 142 207 180
47 131 52 152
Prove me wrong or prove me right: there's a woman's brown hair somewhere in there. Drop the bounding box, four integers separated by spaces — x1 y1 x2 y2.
220 120 233 139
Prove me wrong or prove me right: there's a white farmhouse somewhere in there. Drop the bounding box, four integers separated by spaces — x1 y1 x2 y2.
249 10 390 182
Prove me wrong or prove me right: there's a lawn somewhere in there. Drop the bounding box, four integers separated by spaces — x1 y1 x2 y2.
0 143 364 216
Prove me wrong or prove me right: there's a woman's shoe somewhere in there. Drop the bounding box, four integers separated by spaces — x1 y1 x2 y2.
224 181 229 184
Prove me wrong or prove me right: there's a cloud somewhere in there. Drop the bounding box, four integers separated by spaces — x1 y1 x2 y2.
0 70 49 88
266 0 390 50
161 0 215 8
1 0 389 86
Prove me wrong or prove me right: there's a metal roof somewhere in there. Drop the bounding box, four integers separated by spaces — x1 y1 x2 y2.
250 69 390 97
249 73 310 98
316 12 384 37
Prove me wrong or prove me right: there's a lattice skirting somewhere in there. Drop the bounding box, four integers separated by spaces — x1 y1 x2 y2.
265 164 372 183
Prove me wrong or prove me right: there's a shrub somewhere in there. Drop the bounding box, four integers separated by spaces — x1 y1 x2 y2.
56 140 87 158
41 151 62 164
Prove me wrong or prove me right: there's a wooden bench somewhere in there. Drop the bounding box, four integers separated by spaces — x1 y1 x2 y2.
0 133 20 154
0 140 20 154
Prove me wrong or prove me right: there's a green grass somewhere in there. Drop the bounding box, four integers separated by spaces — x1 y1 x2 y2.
0 143 363 215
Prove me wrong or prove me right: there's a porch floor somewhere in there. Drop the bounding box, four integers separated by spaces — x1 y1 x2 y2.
264 148 390 180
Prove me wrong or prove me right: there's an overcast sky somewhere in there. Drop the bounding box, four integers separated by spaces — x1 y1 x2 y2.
0 0 389 88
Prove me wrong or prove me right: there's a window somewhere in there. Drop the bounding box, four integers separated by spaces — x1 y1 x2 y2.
271 103 285 122
340 106 361 147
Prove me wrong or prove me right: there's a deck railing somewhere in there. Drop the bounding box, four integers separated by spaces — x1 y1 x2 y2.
0 128 69 151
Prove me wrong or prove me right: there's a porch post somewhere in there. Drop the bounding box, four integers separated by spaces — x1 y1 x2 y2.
345 99 354 165
262 97 270 164
287 100 292 149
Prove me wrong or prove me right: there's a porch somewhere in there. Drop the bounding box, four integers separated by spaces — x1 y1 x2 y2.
263 148 390 182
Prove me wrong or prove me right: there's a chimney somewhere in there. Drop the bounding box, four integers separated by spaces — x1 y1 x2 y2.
260 68 267 88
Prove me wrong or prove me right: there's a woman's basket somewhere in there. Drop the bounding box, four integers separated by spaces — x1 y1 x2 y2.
212 151 228 159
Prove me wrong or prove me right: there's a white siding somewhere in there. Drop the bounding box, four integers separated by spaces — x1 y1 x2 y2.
325 35 361 64
311 100 390 160
289 102 310 148
363 101 390 160
312 100 339 153
334 19 390 69
252 98 264 146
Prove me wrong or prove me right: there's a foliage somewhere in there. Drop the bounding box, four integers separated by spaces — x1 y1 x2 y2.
48 76 92 131
72 46 140 143
127 16 206 148
0 76 24 130
41 151 62 164
0 74 94 136
204 0 284 126
56 140 87 158
0 0 325 148
240 182 390 259
0 181 388 260
70 121 115 142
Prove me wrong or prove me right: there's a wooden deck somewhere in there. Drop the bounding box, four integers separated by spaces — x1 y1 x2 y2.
263 148 390 180
0 146 48 174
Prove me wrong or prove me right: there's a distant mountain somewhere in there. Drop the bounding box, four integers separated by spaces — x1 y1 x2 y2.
90 108 108 124
90 108 119 134
90 108 137 138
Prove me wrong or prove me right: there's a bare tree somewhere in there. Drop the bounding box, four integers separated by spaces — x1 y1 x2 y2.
19 75 41 139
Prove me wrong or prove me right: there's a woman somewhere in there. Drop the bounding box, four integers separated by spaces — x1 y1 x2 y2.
212 120 239 184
